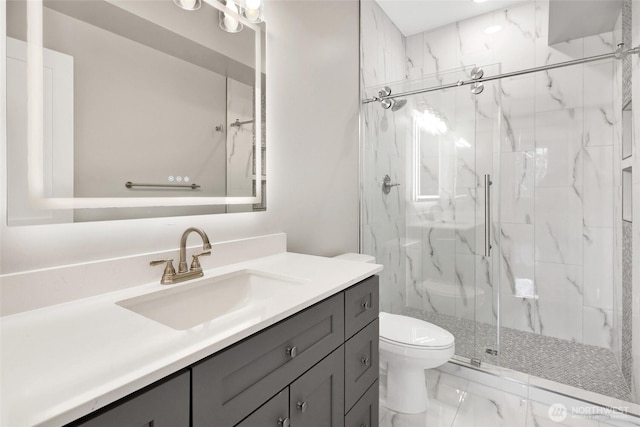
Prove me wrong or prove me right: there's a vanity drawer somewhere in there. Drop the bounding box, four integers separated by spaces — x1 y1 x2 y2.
345 380 379 427
192 292 345 427
69 371 190 427
344 275 379 339
344 318 379 413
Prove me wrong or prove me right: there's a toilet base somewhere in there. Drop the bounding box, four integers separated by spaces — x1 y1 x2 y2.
385 364 428 414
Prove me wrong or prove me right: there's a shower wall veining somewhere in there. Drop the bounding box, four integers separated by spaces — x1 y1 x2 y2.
361 0 623 356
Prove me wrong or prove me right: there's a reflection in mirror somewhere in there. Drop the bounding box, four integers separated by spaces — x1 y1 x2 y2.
5 0 266 225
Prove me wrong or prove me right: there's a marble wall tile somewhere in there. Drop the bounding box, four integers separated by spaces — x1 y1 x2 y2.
422 25 459 85
584 62 615 147
493 3 537 74
500 76 536 152
534 187 583 265
536 298 583 342
499 223 535 296
500 151 535 224
534 108 584 189
583 226 614 310
534 39 584 113
405 33 424 80
583 146 614 228
535 262 583 305
583 306 614 350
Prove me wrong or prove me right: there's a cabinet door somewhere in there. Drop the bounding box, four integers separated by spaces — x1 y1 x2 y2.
290 347 344 427
345 380 379 427
345 318 379 413
236 389 289 427
69 371 190 427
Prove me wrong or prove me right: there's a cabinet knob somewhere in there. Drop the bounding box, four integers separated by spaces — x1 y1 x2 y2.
278 417 290 427
286 346 298 359
361 356 370 366
360 424 369 427
296 401 308 413
361 300 372 310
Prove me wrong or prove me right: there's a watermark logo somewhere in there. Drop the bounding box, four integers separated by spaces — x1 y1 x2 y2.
548 403 568 422
548 403 629 423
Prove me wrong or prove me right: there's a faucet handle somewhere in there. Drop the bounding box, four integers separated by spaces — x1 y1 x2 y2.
150 259 176 284
190 251 211 271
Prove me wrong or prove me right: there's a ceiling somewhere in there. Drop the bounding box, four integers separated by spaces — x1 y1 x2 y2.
373 0 530 37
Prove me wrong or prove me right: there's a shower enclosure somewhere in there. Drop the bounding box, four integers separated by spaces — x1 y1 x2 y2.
360 0 634 404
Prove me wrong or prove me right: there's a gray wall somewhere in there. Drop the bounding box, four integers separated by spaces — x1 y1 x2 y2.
0 0 360 273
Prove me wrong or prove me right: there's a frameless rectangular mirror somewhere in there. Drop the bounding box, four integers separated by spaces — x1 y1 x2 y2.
5 0 265 225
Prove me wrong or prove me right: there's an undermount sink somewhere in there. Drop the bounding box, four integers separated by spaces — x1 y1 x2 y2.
116 269 306 330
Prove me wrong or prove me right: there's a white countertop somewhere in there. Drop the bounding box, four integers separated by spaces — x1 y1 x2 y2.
0 252 382 427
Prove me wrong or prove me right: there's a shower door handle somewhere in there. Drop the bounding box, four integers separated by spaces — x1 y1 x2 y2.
484 174 492 257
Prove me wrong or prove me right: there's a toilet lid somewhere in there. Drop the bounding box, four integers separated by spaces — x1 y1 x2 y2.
380 312 454 349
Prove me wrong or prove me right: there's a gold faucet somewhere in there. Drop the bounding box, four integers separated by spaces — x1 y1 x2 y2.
150 227 212 285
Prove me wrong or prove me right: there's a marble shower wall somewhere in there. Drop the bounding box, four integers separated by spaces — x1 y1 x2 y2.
398 1 619 350
360 0 408 314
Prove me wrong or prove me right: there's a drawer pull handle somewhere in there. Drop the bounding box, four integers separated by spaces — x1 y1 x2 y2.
361 356 370 366
297 401 308 413
360 425 369 427
278 417 290 427
286 346 298 359
361 300 372 310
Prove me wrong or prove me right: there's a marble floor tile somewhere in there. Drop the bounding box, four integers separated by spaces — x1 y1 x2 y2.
379 363 640 427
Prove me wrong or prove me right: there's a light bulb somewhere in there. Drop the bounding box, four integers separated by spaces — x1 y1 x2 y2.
245 0 261 9
173 0 201 11
219 0 244 33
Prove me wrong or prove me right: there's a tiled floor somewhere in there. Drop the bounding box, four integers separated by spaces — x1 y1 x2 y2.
405 307 632 401
379 363 640 427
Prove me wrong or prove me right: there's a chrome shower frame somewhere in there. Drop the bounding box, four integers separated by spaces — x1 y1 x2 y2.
363 43 640 107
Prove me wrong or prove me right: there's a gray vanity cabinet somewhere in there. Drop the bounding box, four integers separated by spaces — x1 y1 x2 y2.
64 275 379 427
68 371 190 427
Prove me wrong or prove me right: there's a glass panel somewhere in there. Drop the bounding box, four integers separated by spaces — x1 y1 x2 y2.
362 66 487 363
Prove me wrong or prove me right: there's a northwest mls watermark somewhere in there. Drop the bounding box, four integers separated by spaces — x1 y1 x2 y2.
548 403 630 422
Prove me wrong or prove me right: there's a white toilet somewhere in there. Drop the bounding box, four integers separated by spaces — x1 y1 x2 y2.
333 253 456 414
380 312 455 413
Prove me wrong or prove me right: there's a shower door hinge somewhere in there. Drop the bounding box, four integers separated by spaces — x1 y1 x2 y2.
470 357 482 367
485 348 498 356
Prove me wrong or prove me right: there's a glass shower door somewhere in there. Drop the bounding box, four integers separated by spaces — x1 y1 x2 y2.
361 65 499 366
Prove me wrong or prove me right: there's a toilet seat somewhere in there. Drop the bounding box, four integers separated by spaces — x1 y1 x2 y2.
380 312 454 350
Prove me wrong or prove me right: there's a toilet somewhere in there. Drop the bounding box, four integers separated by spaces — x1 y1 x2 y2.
379 312 454 413
333 253 456 414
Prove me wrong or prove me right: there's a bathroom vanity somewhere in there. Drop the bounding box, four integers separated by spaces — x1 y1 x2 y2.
0 250 381 427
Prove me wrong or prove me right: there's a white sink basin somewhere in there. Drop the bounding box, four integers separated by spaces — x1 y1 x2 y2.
116 269 306 330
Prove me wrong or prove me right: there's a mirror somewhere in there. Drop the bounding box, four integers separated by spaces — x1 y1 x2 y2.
5 0 266 225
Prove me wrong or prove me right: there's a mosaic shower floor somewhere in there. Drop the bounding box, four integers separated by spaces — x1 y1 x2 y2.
380 363 640 427
404 308 632 402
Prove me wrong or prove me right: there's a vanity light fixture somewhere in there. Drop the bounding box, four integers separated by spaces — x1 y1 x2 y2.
219 0 244 33
473 0 488 3
173 0 202 11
